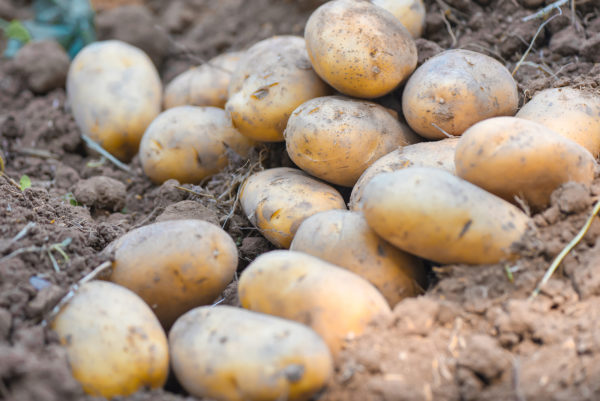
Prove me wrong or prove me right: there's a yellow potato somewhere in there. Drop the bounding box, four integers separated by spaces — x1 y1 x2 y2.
67 40 162 161
455 116 596 211
370 0 426 38
238 250 391 354
290 210 425 306
305 0 417 98
362 167 533 265
170 306 333 401
349 138 459 210
516 87 600 157
239 167 346 248
402 49 518 139
284 96 420 187
225 36 330 142
109 219 238 329
163 51 243 109
139 106 255 184
50 281 169 398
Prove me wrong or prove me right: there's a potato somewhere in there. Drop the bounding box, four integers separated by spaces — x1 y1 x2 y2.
109 219 238 329
305 0 417 99
239 250 391 354
516 87 600 157
290 210 425 306
163 51 243 110
50 281 169 398
239 167 346 248
139 106 255 184
170 306 333 401
225 36 330 142
67 40 162 161
455 116 596 211
362 167 533 265
349 137 459 210
284 96 420 187
370 0 426 38
402 49 518 139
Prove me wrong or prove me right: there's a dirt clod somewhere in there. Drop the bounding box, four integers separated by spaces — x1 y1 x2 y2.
13 40 70 94
72 176 127 211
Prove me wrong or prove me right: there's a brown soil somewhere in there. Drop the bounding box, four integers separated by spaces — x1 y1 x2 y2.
1 0 600 400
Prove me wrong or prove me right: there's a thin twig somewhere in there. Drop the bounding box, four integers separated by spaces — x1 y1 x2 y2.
16 148 59 160
522 0 569 21
440 11 457 48
431 122 456 138
81 134 131 172
10 222 36 243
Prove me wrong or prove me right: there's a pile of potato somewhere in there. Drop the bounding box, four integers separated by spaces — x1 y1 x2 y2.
58 0 600 400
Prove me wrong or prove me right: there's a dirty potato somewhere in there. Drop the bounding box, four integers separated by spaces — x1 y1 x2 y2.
370 0 426 38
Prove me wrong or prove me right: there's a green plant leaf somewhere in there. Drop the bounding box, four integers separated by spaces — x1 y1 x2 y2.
19 175 32 191
5 20 31 42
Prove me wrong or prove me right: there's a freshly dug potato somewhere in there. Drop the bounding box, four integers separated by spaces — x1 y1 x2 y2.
370 0 426 38
290 210 425 306
402 49 518 139
362 168 532 265
239 167 346 248
67 40 162 161
455 117 595 211
139 106 255 184
239 250 391 354
50 281 169 398
516 87 600 157
349 137 459 210
163 51 243 109
170 306 333 401
109 219 238 329
225 36 330 142
284 96 420 187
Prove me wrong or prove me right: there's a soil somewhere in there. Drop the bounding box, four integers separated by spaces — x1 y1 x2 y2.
1 0 600 400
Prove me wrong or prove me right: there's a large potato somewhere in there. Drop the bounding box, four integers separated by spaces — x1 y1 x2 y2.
139 106 255 184
239 167 346 248
109 219 238 329
225 36 330 142
516 87 600 157
370 0 426 38
239 250 391 354
50 281 169 398
67 40 162 161
305 0 417 98
290 210 425 306
284 96 419 187
455 117 596 211
170 306 333 401
362 168 533 265
402 49 518 139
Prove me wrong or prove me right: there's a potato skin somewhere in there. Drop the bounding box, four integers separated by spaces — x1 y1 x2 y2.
455 117 595 210
290 210 425 306
239 250 391 354
67 40 162 161
362 168 532 265
50 281 169 398
170 306 333 401
139 106 255 184
305 0 417 98
109 220 238 329
284 96 420 187
516 87 600 157
402 49 518 139
239 167 347 248
370 0 426 38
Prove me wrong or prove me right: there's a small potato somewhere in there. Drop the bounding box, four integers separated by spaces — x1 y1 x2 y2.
239 167 346 248
455 117 596 211
226 36 330 142
305 0 417 98
239 250 391 354
290 210 425 306
170 306 333 401
516 87 600 157
163 51 243 109
50 281 169 398
349 138 459 210
67 40 162 161
362 168 533 265
139 106 255 184
109 219 238 329
402 49 518 139
284 96 420 187
370 0 426 38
